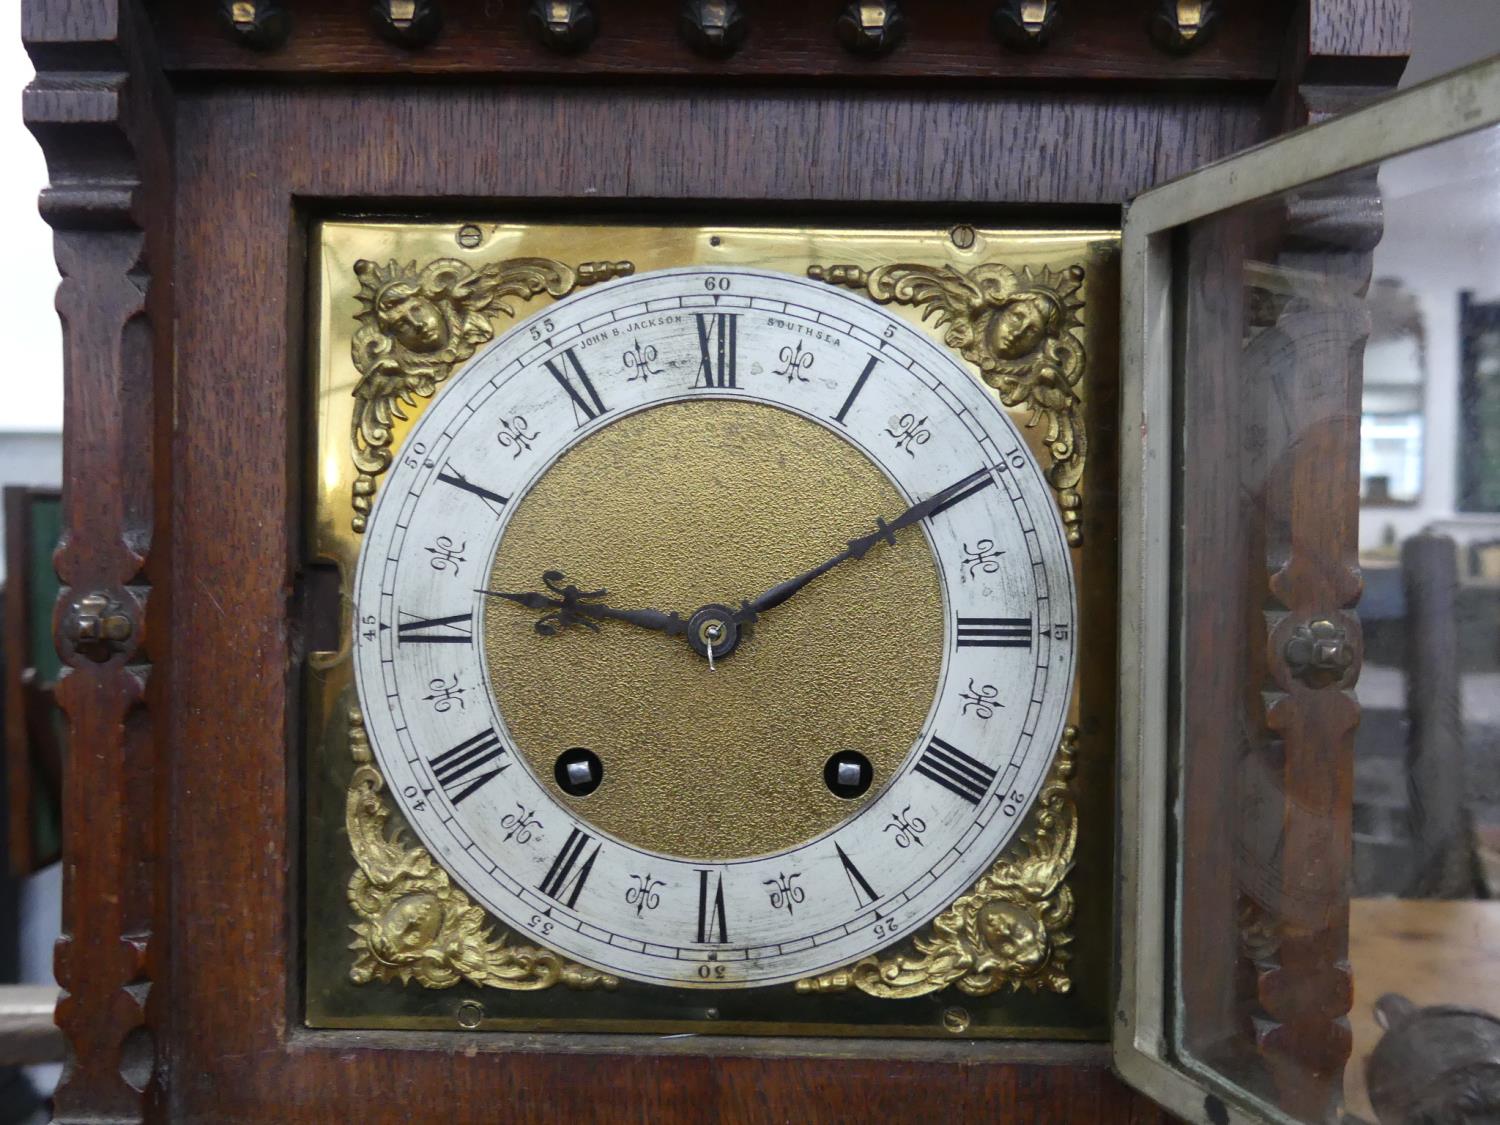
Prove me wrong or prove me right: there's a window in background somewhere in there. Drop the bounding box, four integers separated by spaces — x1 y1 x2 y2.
1360 278 1427 506
1459 291 1500 513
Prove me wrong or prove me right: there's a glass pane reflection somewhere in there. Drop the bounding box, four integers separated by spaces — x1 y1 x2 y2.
1171 120 1500 1123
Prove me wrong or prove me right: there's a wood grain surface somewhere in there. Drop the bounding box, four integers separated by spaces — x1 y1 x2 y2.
1307 0 1412 70
22 0 177 1119
178 84 1267 207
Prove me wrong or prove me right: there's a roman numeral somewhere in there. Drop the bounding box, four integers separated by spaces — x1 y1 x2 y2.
833 355 878 424
427 727 507 804
544 348 607 424
695 869 729 943
693 313 739 388
538 827 600 909
397 611 472 645
956 616 1032 648
914 735 998 806
834 843 879 907
927 469 996 518
436 465 508 514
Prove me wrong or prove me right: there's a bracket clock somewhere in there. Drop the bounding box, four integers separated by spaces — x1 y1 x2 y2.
20 1 1435 1122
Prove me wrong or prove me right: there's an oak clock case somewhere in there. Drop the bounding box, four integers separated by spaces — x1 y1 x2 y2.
304 222 1120 1038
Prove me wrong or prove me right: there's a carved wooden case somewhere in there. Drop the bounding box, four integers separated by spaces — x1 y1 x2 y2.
21 0 1410 1120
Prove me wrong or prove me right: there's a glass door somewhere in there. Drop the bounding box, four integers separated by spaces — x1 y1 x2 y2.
1117 56 1500 1125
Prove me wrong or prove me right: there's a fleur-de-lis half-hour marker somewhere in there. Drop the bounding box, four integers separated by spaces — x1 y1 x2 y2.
886 412 931 455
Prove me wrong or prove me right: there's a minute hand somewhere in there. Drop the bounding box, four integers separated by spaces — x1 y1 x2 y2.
735 467 992 621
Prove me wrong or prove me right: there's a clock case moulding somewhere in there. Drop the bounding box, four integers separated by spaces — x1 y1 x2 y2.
303 219 1120 1039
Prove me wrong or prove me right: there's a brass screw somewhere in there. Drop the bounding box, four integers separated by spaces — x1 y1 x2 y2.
835 1 907 58
680 0 749 58
371 0 443 47
950 225 977 250
1283 617 1355 688
1148 0 1219 54
219 0 291 49
992 0 1060 51
67 591 135 663
456 999 484 1029
941 1006 971 1034
527 0 599 54
456 224 483 249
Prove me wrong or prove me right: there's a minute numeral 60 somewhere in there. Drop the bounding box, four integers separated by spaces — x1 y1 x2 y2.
702 276 732 291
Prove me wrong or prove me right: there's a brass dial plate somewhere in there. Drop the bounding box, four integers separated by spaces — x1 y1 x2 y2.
304 219 1120 1039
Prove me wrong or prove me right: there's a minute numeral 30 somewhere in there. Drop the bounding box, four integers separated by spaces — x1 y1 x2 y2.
427 727 508 804
914 735 998 806
956 616 1031 648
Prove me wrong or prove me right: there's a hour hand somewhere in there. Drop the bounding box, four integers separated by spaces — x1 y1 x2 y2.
478 571 689 638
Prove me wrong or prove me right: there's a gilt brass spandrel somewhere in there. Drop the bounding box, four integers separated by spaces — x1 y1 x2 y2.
796 726 1079 998
305 219 1120 1038
809 260 1089 546
346 255 633 532
345 707 619 993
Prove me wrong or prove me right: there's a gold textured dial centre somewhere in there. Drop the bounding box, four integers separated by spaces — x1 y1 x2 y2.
483 399 945 860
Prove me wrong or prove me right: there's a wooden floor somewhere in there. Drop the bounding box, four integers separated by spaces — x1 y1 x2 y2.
1345 897 1500 1121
